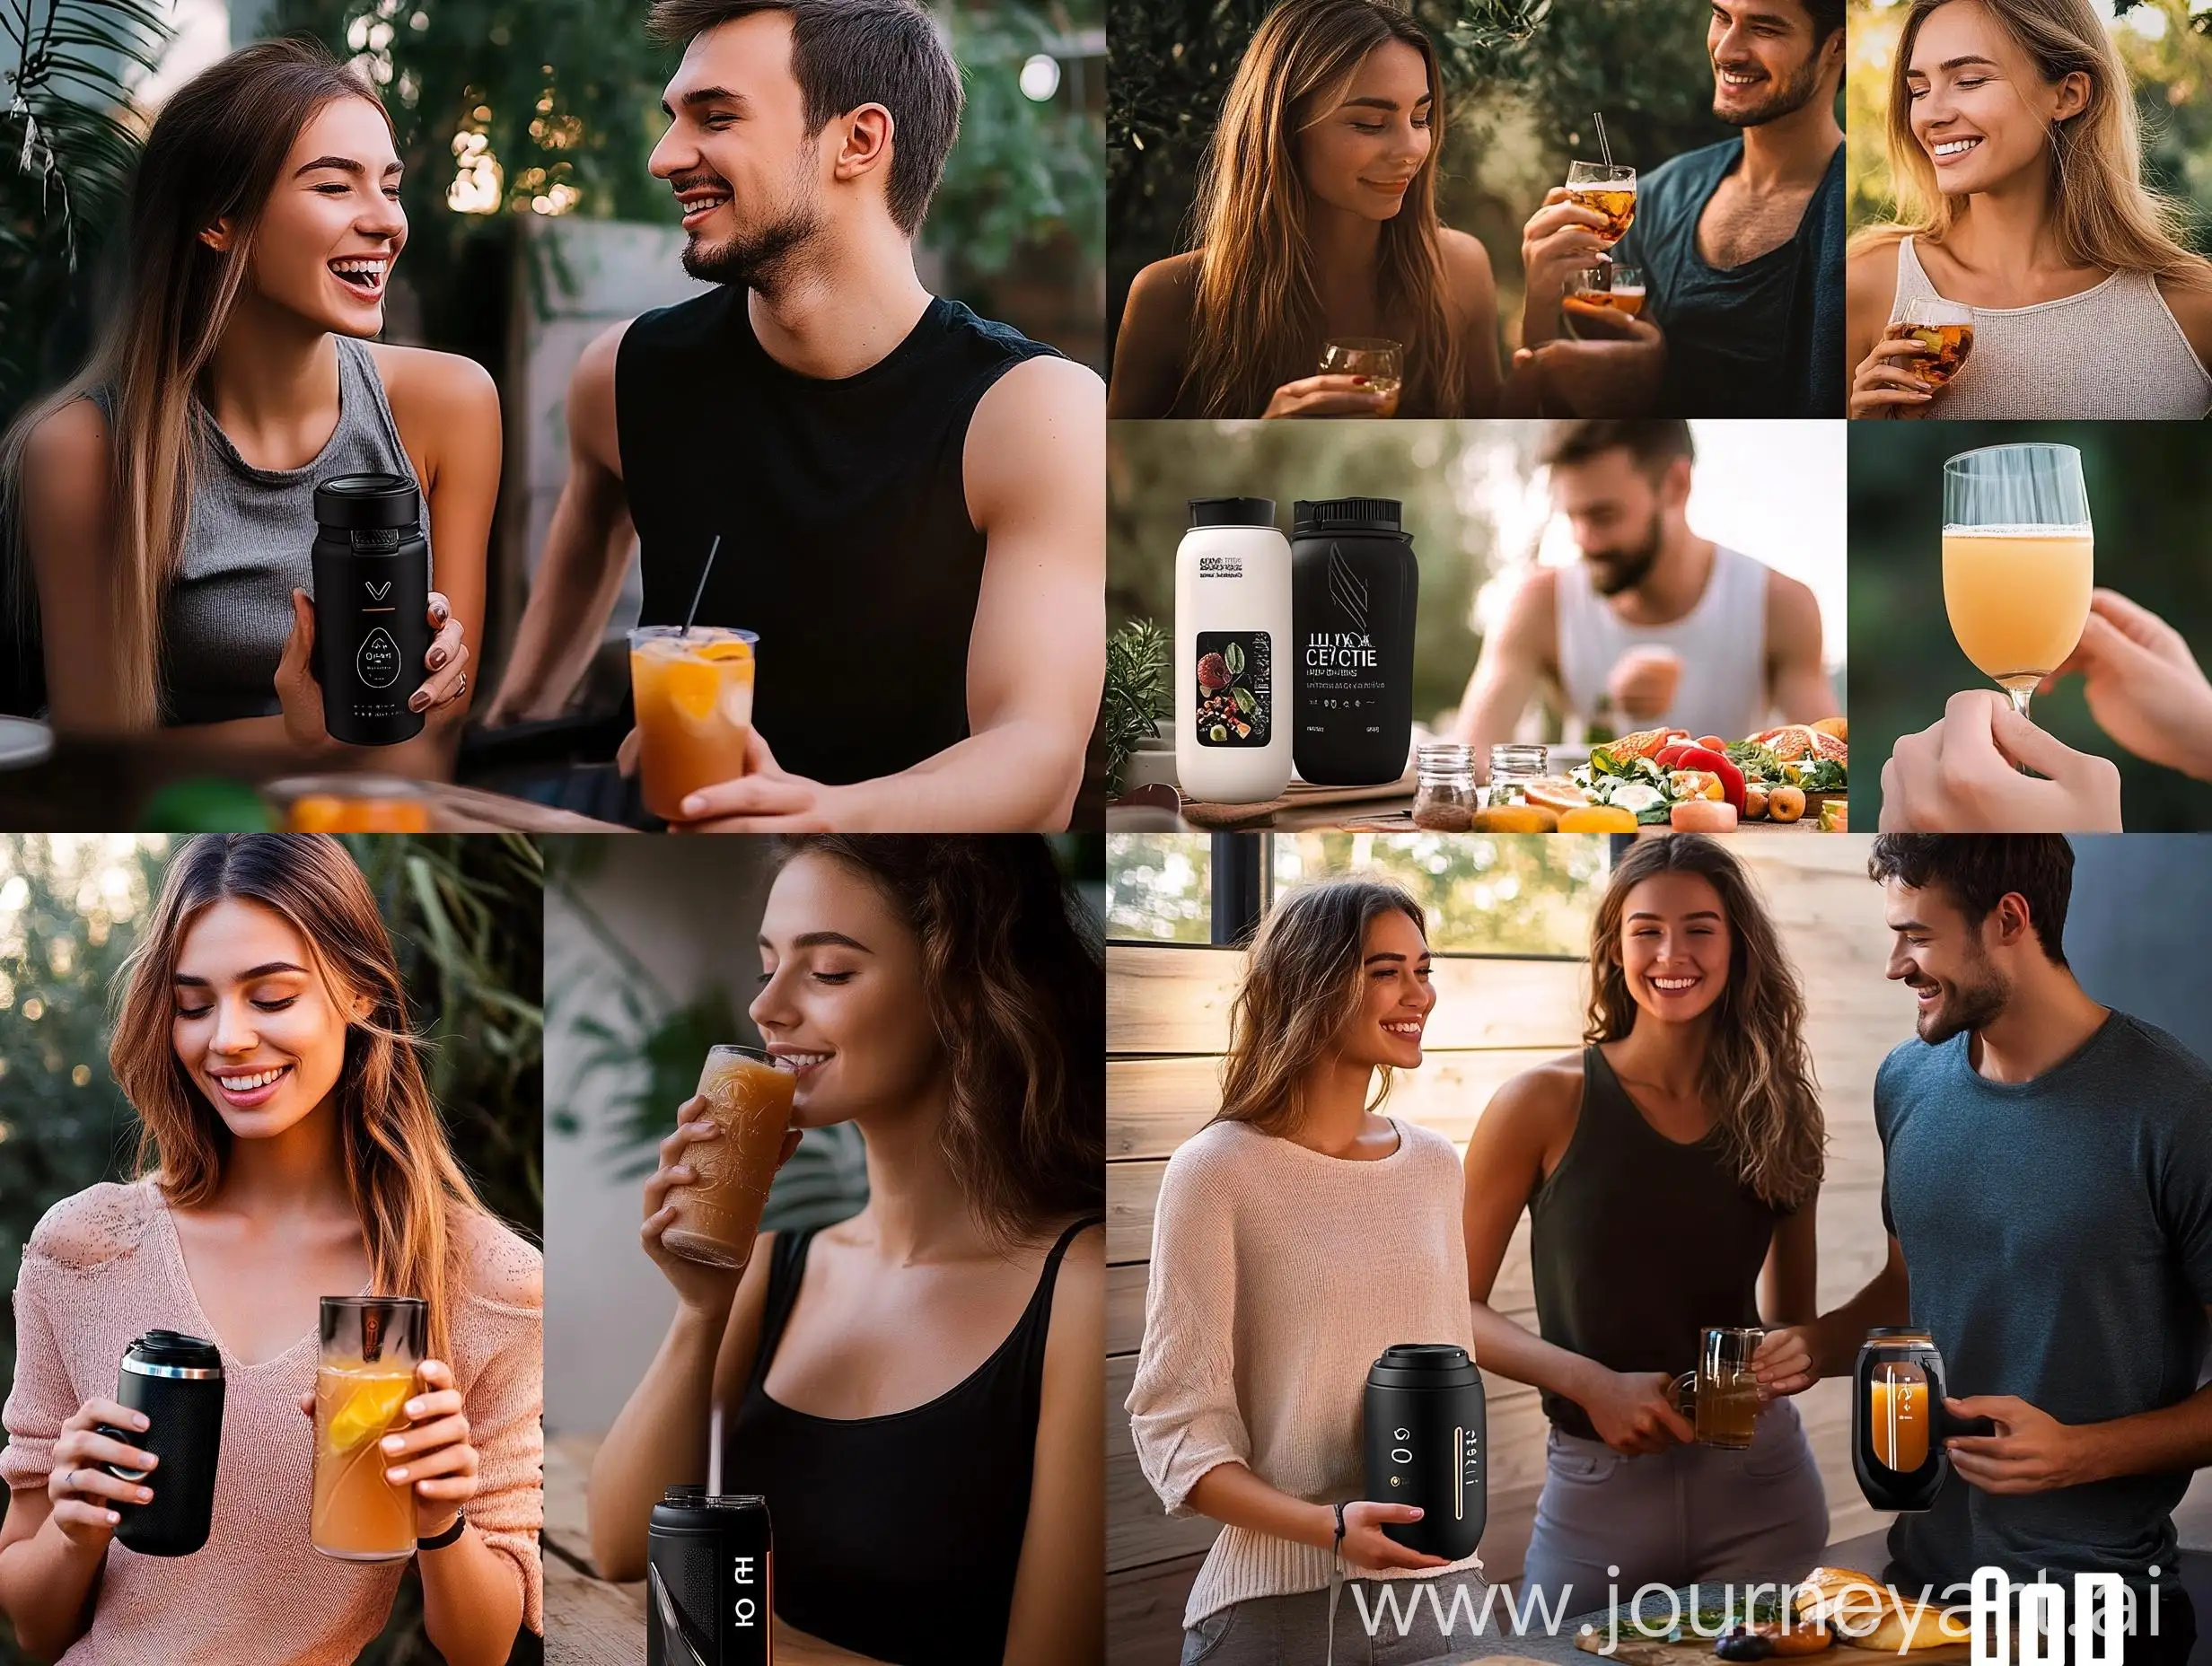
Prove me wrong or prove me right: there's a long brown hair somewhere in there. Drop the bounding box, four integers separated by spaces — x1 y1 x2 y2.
2 40 394 729
1852 0 2210 287
1216 876 1425 1136
110 835 488 1360
1584 835 1824 1211
1182 0 1464 417
777 837 1103 1249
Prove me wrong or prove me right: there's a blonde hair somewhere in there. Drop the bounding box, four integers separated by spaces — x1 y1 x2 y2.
1182 0 1464 417
1853 0 2210 286
1216 876 1426 1135
1584 835 1825 1212
110 834 488 1361
1 41 391 728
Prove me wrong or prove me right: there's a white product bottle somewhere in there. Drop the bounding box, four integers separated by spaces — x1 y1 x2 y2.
1175 497 1294 803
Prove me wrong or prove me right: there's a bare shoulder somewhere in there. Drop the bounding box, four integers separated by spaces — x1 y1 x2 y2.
367 342 496 408
22 396 110 504
25 1179 158 1271
1764 566 1821 629
1044 1219 1105 1335
1846 238 1901 317
2155 267 2212 369
974 352 1106 432
452 1207 545 1311
967 354 1104 526
1123 250 1202 325
1438 227 1497 311
1500 562 1560 638
1479 1053 1585 1138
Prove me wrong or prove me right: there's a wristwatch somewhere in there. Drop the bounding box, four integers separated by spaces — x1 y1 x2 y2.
417 1510 468 1551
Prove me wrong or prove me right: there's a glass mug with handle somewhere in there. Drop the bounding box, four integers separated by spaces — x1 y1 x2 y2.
1671 1325 1763 1450
1316 338 1402 417
1941 443 2093 734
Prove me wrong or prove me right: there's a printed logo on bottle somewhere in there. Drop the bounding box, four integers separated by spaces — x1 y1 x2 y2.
356 627 402 689
1304 543 1382 720
365 580 393 601
1196 631 1270 748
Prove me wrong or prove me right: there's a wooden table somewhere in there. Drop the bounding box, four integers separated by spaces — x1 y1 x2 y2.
542 1433 880 1666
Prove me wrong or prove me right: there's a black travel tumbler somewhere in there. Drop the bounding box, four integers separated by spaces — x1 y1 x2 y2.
96 1329 224 1556
1852 1327 1993 1513
1290 496 1419 787
646 1487 774 1665
1363 1343 1486 1559
311 472 431 746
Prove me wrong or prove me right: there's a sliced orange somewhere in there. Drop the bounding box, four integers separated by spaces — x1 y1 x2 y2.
660 658 726 723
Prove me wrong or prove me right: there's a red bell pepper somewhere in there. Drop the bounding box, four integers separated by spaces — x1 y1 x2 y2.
1675 745 1745 816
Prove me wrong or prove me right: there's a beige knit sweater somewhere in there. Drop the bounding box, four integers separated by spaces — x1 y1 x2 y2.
1126 1117 1483 1629
2 1179 544 1665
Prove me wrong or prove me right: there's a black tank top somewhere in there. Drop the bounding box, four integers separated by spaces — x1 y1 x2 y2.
614 290 1062 786
719 1215 1102 1665
1528 1046 1781 1441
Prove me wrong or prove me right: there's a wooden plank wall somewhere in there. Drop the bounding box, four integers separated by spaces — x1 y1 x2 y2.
1103 837 1919 1662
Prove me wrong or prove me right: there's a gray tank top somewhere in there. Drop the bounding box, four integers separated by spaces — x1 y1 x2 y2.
93 335 428 724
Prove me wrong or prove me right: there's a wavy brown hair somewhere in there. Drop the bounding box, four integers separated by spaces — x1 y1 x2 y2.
1215 877 1425 1136
1181 0 1464 417
110 835 489 1360
2 40 392 729
777 837 1103 1249
1584 836 1824 1211
1852 0 2210 289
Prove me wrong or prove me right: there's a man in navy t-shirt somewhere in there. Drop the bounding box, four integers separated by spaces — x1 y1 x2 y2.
1512 0 1844 418
1760 836 2212 1666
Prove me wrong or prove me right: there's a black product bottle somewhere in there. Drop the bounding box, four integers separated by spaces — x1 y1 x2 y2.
647 1488 775 1665
1851 1328 1992 1513
311 472 431 746
1291 497 1418 785
1364 1344 1485 1559
97 1330 224 1556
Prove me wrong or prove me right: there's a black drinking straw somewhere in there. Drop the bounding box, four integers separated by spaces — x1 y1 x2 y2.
680 534 722 636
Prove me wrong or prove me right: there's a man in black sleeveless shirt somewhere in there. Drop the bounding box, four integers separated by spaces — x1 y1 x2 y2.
486 0 1102 829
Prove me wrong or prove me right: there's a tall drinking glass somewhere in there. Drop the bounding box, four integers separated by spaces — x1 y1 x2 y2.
312 1295 426 1561
1941 443 2093 730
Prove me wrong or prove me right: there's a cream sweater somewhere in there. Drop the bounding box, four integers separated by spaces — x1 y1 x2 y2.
1126 1117 1482 1628
2 1179 544 1665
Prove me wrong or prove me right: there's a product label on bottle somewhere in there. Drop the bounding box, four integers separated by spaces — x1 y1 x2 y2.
1195 631 1270 747
356 627 402 690
1304 547 1388 733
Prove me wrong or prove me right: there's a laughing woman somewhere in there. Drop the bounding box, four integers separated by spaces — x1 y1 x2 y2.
1847 0 2212 418
1461 834 1828 1611
1108 0 1501 418
3 39 491 755
0 835 541 1664
1127 878 1486 1666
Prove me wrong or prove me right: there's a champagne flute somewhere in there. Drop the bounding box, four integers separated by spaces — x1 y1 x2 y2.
1565 161 1637 247
1317 337 1402 417
1941 443 2093 741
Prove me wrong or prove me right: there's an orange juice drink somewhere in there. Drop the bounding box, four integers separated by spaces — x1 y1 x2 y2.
629 627 758 821
312 1358 417 1560
663 1045 798 1269
1872 1372 1930 1472
1942 528 2093 688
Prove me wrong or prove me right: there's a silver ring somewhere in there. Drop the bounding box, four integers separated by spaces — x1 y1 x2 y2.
68 1466 83 1494
455 671 467 697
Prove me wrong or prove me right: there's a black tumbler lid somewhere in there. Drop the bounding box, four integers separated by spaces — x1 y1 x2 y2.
651 1488 771 1529
1294 496 1403 534
314 472 420 530
1865 1327 1933 1340
1188 496 1276 530
127 1329 222 1370
1367 1342 1478 1390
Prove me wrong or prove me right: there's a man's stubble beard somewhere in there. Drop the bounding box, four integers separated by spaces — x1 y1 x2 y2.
1914 941 2011 1047
1586 507 1665 599
1713 45 1826 129
680 153 825 297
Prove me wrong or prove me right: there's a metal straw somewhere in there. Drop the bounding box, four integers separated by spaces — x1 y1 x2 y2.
1593 111 1612 170
680 534 722 636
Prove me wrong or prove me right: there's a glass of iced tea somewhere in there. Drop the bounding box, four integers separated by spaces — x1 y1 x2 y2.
1888 296 1974 390
1562 265 1645 338
1673 1326 1762 1451
1317 338 1403 416
628 626 758 822
1566 161 1637 247
661 1045 799 1270
312 1295 426 1562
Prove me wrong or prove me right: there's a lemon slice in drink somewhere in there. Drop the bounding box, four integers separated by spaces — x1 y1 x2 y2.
327 1375 414 1451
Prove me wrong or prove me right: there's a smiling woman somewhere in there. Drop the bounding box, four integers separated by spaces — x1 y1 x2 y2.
0 833 544 1666
0 39 497 757
1845 0 2212 418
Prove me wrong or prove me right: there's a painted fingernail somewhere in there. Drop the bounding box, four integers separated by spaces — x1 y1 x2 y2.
427 646 447 670
409 691 431 712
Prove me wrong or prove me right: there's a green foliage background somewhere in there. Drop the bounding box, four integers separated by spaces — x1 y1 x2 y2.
1847 0 2212 251
1106 830 1606 954
1109 419 1546 729
1847 422 2212 833
1108 0 1752 354
0 832 543 1666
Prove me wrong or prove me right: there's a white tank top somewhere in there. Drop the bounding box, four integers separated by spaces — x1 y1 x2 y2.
1556 545 1769 741
1889 235 2211 419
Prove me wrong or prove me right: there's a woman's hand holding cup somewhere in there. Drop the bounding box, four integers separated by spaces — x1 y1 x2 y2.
1336 1499 1453 1574
640 1094 802 1311
46 1398 157 1551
